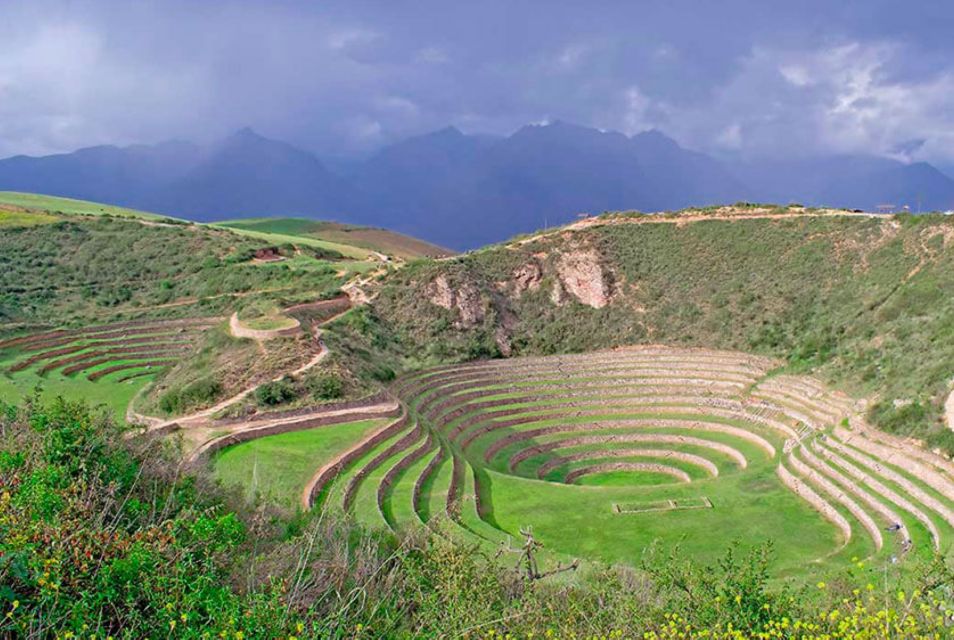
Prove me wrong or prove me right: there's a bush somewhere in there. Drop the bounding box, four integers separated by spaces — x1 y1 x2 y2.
307 373 343 400
159 376 222 414
254 377 298 406
868 399 928 436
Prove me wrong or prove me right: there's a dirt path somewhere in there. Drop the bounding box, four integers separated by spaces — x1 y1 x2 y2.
136 338 329 433
129 278 361 432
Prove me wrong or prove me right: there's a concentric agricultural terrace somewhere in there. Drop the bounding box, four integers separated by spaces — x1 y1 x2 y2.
285 346 954 576
0 317 215 384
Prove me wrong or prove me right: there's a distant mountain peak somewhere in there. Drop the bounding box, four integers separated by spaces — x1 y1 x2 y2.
433 125 464 137
223 127 273 147
630 129 681 151
233 126 260 138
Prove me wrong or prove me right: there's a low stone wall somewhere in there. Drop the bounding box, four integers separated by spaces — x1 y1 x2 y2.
445 456 465 516
507 432 748 471
777 463 851 547
564 461 691 484
88 360 176 382
413 449 447 517
303 409 410 510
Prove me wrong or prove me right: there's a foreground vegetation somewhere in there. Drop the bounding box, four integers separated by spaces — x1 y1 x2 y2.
2 398 954 638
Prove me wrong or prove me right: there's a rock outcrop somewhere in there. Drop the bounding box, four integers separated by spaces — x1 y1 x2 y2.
425 275 486 328
555 249 612 308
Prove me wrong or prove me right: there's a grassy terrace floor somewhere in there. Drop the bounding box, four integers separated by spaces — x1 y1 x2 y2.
212 418 388 509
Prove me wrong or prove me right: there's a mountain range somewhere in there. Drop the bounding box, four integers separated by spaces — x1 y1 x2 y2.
3 122 954 249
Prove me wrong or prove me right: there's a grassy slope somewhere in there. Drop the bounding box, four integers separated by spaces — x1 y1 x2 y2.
0 191 178 220
0 213 351 328
209 223 369 259
212 419 387 509
375 210 954 450
215 217 453 260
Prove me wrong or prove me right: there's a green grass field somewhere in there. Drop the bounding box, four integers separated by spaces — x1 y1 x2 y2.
0 208 61 227
241 314 298 330
212 419 388 509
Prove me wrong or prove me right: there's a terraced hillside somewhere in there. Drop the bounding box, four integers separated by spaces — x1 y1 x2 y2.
374 206 954 452
210 345 954 579
0 316 217 416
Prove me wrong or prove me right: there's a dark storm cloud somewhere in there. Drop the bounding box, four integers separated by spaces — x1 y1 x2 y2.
2 0 954 164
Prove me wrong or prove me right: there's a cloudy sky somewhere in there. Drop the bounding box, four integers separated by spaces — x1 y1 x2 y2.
2 0 953 168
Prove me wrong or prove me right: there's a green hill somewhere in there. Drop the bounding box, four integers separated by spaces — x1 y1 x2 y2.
0 190 182 221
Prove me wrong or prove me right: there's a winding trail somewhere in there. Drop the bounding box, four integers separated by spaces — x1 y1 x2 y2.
128 299 356 433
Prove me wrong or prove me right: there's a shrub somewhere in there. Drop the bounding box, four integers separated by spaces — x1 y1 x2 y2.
868 399 928 436
254 377 298 406
307 373 343 400
159 376 222 414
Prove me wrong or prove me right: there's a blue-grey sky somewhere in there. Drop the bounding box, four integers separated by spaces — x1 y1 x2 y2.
2 0 954 166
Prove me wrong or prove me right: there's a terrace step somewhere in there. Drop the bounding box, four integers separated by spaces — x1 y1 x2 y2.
776 463 852 554
832 426 954 503
825 435 954 529
812 441 940 550
377 434 437 530
798 443 912 554
537 448 718 481
303 411 411 511
343 422 424 521
506 432 749 473
474 417 778 461
788 448 882 554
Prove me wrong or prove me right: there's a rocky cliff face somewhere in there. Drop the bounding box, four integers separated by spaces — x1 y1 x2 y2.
420 243 620 357
425 274 486 328
554 249 613 308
